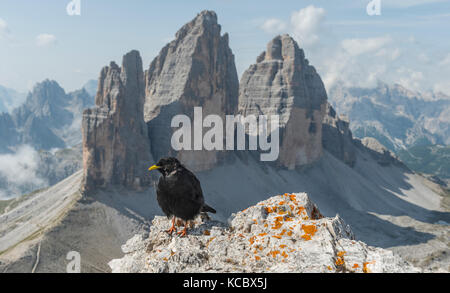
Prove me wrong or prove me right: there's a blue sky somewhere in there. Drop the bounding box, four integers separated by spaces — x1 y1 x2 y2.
0 0 449 94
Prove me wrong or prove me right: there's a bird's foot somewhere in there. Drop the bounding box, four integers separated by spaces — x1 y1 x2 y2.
167 225 177 235
167 217 177 235
177 226 188 237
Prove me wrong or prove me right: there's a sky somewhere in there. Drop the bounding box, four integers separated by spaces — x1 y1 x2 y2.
0 0 449 94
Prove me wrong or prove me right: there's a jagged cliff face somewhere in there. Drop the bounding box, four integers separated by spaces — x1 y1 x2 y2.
81 50 153 194
239 35 328 169
144 10 239 171
322 103 356 167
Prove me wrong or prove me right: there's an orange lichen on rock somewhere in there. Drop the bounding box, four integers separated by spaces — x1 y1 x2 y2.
301 224 317 241
335 257 344 266
301 234 312 241
268 250 280 258
337 251 346 258
280 244 287 249
287 230 293 236
264 206 274 214
363 261 375 273
281 251 288 258
206 236 216 247
249 236 256 245
327 266 333 271
258 233 267 237
352 263 359 269
278 201 286 205
255 256 261 261
272 235 282 239
203 230 210 236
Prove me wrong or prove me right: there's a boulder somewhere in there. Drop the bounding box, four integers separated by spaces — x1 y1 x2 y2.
109 193 418 273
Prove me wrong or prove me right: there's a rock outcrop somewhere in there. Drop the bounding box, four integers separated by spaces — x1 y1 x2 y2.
239 35 328 169
109 193 418 273
322 103 356 167
81 50 153 194
144 10 239 171
356 137 402 167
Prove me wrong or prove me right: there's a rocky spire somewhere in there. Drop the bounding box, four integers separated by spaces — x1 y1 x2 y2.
81 50 153 194
144 10 239 171
239 34 328 169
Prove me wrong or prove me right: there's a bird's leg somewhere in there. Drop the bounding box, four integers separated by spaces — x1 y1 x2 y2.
167 217 177 235
177 221 188 237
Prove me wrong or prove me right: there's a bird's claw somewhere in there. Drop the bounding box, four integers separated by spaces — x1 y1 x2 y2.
177 227 188 237
167 225 177 235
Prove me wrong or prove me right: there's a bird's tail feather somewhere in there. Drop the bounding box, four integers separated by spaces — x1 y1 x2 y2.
202 204 216 214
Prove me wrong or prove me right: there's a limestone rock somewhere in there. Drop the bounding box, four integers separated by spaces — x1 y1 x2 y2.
238 35 328 169
322 103 356 167
81 50 153 193
144 10 239 171
109 193 419 273
357 137 401 166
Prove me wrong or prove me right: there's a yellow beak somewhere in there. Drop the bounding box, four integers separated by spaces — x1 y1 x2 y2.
148 165 161 171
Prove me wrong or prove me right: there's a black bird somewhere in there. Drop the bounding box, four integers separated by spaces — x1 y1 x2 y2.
148 157 216 237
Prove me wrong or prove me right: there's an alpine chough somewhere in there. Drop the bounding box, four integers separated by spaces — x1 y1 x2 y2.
148 157 216 237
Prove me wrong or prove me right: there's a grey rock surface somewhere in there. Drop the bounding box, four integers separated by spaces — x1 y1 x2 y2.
81 50 153 194
109 193 419 273
144 10 239 171
322 103 356 167
357 137 402 167
238 34 328 169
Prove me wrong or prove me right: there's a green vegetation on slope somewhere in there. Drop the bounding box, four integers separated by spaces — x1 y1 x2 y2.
0 187 48 215
397 145 450 179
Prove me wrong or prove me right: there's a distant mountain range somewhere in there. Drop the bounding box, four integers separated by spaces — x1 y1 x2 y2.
0 80 95 199
0 80 94 152
397 144 450 180
0 85 26 114
328 82 450 152
328 82 450 180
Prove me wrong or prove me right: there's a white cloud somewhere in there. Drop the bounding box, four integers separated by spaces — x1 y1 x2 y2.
376 47 401 61
341 36 392 56
0 17 10 39
261 18 287 34
396 67 425 90
290 5 326 48
36 33 57 47
439 53 450 66
0 145 47 199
